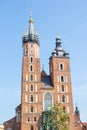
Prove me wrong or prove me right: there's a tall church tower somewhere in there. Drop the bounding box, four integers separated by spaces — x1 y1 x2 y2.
49 37 75 130
21 15 41 130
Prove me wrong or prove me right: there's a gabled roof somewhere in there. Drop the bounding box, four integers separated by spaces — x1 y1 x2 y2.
41 76 53 89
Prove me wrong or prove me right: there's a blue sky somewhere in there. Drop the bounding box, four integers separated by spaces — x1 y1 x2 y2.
0 0 87 123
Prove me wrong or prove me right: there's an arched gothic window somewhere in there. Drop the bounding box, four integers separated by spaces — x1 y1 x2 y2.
30 84 34 91
61 76 64 82
31 106 33 113
30 65 33 72
30 57 33 63
34 117 36 122
62 95 65 102
30 95 34 102
44 92 52 110
60 64 64 70
30 74 33 81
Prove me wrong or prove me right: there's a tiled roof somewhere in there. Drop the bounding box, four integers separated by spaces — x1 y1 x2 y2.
41 76 53 89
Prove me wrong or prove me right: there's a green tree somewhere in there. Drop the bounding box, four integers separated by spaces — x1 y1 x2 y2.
43 102 69 130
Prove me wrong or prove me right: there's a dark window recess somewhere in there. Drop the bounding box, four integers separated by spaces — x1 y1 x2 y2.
61 76 64 82
31 95 33 102
62 95 65 102
60 64 63 70
31 106 33 112
34 117 36 122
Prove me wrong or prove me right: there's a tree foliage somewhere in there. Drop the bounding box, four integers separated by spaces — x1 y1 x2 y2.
43 102 69 130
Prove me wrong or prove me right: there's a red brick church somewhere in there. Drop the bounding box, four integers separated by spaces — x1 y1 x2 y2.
4 14 83 130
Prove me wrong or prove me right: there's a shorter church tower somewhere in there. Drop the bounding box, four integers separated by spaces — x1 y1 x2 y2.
49 37 75 130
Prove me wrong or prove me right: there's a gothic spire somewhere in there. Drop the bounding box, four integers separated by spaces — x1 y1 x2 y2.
75 103 80 117
22 10 39 44
29 9 35 35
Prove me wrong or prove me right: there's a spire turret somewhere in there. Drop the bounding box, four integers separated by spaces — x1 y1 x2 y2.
55 36 61 47
51 36 69 58
75 104 80 117
22 11 39 44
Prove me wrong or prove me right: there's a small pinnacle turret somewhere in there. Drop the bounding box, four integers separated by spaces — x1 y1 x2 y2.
75 105 80 117
51 36 69 58
22 13 39 44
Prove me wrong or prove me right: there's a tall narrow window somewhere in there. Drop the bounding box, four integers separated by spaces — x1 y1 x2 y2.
60 64 64 70
30 57 33 63
30 95 34 102
16 112 20 122
34 117 36 122
61 76 64 82
30 84 34 91
31 106 34 113
30 74 33 81
62 95 65 103
30 65 33 72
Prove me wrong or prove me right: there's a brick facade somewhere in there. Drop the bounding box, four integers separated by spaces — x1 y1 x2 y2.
3 15 83 130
